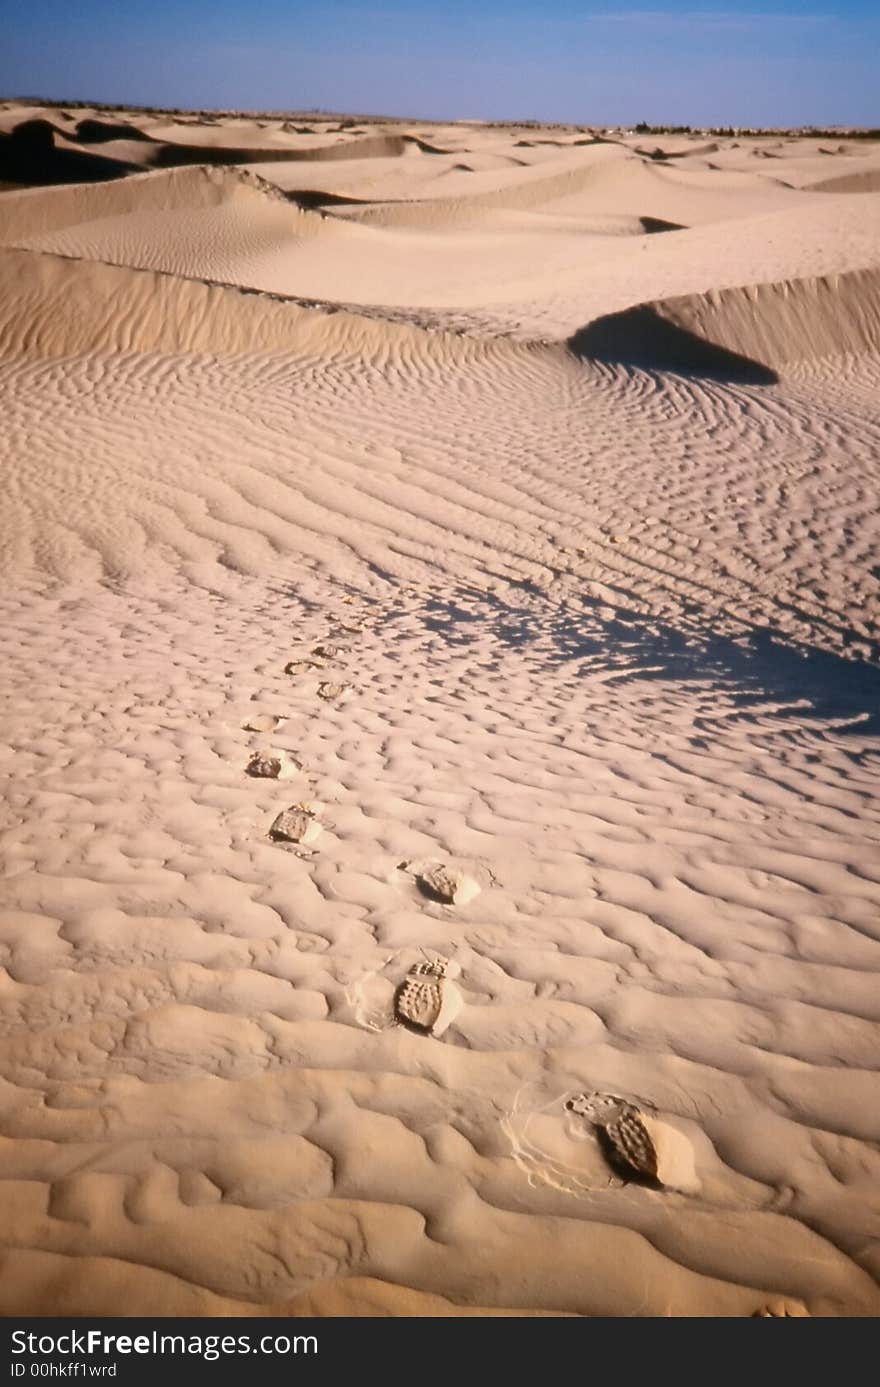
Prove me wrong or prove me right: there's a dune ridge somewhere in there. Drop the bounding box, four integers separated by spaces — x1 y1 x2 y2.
0 245 468 361
0 164 289 244
571 265 880 374
3 234 879 378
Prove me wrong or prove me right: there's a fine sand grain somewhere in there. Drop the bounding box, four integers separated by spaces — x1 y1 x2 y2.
1 107 879 1317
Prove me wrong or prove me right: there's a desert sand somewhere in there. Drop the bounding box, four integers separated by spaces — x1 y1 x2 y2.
0 102 879 1317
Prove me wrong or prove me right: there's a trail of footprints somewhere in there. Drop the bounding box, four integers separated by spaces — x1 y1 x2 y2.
245 599 488 1048
233 591 814 1316
240 599 385 852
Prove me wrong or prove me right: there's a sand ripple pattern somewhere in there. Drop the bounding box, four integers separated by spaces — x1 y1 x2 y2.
1 576 879 1315
1 315 878 663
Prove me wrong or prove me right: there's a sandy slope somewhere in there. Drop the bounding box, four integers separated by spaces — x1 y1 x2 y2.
1 108 879 1318
5 156 879 340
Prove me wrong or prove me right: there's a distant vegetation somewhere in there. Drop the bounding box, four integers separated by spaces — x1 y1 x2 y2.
634 121 880 140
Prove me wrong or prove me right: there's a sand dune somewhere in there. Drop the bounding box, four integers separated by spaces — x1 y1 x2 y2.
572 265 880 376
1 108 879 1318
6 159 879 344
0 165 287 242
2 236 879 377
0 105 453 188
327 149 799 228
0 245 447 358
809 169 880 195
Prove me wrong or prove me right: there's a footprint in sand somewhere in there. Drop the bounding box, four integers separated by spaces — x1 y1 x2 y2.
317 680 352 701
565 1090 699 1191
398 860 482 906
268 804 323 846
245 749 301 779
348 951 464 1038
286 658 326 675
598 1108 661 1185
394 954 464 1037
505 1087 700 1197
242 713 285 733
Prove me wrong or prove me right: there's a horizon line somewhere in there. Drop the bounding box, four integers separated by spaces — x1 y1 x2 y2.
3 94 879 134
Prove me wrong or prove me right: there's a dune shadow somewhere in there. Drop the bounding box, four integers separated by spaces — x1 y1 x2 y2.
568 305 778 384
639 215 687 234
151 143 298 167
0 122 136 185
419 593 880 740
72 118 155 145
284 189 372 209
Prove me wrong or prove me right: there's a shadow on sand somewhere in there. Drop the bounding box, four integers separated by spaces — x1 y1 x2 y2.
0 121 138 185
568 305 779 385
420 591 880 739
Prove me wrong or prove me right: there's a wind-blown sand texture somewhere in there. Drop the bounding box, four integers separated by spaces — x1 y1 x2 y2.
1 102 879 1318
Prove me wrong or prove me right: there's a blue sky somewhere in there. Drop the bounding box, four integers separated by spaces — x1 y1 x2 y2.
2 3 878 126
